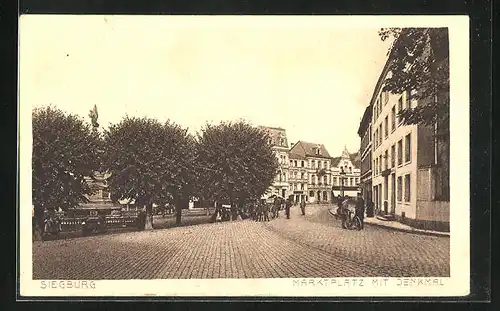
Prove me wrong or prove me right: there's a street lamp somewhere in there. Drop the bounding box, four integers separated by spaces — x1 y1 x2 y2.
339 167 346 198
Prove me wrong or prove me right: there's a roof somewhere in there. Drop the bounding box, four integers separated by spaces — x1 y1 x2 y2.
258 125 289 148
289 141 332 159
357 104 373 136
349 152 361 168
331 156 342 166
331 152 361 169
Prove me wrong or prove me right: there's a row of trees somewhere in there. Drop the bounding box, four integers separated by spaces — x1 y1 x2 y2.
32 107 279 236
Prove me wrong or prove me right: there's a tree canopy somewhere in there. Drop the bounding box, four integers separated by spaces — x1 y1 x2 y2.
103 117 197 212
32 106 101 212
196 121 279 204
379 27 449 128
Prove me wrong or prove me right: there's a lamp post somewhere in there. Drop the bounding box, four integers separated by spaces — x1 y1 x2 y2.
339 167 346 198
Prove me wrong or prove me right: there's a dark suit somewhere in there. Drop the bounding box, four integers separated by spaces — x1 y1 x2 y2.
355 197 365 229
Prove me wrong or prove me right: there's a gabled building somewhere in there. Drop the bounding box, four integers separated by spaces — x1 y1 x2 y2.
258 126 290 199
331 146 361 198
289 141 333 203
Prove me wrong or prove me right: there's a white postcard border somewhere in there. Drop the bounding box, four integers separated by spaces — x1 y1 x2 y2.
18 15 470 297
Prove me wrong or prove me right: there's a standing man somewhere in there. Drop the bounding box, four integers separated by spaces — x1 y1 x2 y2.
337 194 348 229
355 192 365 229
300 200 306 215
285 198 292 219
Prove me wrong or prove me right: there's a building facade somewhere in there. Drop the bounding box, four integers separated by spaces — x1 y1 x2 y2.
289 141 333 203
331 147 361 198
357 104 373 202
367 57 450 231
259 126 290 199
287 152 309 203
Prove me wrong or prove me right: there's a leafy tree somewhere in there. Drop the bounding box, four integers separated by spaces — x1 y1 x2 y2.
102 117 196 229
197 121 279 219
379 27 450 199
32 106 101 238
379 27 449 128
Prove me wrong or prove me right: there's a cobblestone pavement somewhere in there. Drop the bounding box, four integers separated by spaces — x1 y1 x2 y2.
32 205 449 279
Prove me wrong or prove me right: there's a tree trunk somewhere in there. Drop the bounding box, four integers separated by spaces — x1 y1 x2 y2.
33 205 44 241
175 197 182 225
144 203 154 230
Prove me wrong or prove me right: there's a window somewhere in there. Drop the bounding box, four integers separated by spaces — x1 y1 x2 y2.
301 183 304 190
384 150 388 170
294 160 297 167
290 160 293 166
349 178 352 186
333 177 337 185
391 144 395 168
384 116 389 138
379 124 382 145
405 89 411 109
374 159 377 175
309 191 314 197
397 140 403 165
379 155 382 173
301 172 305 179
404 174 411 202
324 176 328 185
391 106 396 132
349 167 352 174
301 161 304 167
398 97 403 124
397 176 403 201
405 133 412 163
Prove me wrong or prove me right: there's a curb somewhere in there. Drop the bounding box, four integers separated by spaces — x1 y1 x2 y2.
327 209 449 238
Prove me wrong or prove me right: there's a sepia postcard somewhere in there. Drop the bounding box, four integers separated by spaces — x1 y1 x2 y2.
19 15 470 298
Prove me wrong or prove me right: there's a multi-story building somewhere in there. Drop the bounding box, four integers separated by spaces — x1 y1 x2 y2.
289 141 333 203
368 57 449 231
357 104 373 201
331 146 361 198
259 126 290 199
287 152 309 203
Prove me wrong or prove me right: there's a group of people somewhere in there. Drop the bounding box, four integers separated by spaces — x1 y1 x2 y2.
250 196 304 221
336 193 366 230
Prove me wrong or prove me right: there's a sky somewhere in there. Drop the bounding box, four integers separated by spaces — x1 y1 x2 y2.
20 15 392 157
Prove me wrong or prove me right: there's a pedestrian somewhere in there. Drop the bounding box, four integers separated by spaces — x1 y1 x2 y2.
264 203 270 221
337 195 348 229
355 192 365 229
300 200 306 215
285 199 292 219
274 197 280 218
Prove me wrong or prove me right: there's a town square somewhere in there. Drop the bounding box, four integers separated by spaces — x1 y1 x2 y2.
21 16 453 282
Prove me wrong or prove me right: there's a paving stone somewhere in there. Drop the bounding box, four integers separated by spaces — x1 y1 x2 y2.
32 205 449 279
